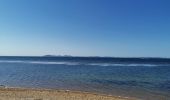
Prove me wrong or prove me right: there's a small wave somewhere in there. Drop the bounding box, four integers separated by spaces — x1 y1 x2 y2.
0 85 6 88
87 63 169 67
0 60 169 67
0 60 25 63
87 63 125 66
0 60 80 66
28 61 79 65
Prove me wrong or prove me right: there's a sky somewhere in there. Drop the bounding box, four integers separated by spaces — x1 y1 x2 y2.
0 0 170 57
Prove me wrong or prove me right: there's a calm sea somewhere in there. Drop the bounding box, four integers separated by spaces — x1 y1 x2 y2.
0 56 170 100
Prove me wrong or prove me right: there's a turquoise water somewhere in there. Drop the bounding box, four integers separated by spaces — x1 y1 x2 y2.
0 56 170 100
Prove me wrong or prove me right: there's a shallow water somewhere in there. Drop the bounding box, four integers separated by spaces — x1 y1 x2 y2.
0 56 170 100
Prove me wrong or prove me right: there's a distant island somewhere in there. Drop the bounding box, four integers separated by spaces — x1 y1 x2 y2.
43 55 73 57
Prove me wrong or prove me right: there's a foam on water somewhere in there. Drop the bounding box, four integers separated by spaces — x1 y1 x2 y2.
0 60 169 67
0 60 80 65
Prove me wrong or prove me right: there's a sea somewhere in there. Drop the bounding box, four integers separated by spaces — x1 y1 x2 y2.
0 56 169 100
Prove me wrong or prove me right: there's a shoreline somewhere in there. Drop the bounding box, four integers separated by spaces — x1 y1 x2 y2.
0 87 138 100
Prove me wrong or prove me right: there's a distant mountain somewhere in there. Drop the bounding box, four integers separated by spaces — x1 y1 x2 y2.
43 55 57 57
43 55 72 57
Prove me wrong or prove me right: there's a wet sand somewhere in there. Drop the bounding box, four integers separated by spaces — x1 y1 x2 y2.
0 87 137 100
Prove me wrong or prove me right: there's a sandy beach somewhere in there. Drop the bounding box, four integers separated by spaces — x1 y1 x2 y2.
0 87 137 100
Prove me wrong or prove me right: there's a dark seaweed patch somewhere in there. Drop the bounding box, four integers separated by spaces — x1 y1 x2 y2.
157 81 170 91
91 79 152 87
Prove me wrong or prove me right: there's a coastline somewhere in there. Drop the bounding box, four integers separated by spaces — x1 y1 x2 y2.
0 87 138 100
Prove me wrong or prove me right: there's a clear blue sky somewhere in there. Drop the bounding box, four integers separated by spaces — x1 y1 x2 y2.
0 0 170 57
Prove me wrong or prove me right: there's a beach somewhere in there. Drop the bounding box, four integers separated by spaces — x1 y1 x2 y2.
0 87 135 100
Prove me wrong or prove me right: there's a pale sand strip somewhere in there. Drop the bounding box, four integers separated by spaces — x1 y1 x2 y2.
0 87 138 100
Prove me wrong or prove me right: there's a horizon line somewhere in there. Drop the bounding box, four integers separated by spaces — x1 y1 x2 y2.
0 55 170 59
